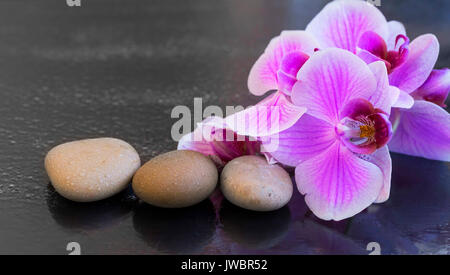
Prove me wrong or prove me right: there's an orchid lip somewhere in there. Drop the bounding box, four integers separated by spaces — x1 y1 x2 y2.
357 31 410 74
385 34 410 73
394 34 409 51
337 99 393 154
336 117 375 146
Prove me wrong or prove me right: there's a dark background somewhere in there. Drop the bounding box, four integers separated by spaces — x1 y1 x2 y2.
0 0 448 254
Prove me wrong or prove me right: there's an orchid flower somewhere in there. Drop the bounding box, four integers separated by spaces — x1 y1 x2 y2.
178 32 318 166
380 32 450 161
263 48 396 221
305 0 450 161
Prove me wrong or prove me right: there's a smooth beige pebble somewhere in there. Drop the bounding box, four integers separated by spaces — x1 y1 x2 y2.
132 150 218 208
45 138 141 202
221 155 293 211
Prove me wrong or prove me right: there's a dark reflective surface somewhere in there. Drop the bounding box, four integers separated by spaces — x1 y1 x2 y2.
0 0 449 254
133 200 216 254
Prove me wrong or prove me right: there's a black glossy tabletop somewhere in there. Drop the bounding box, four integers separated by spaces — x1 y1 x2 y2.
0 0 448 255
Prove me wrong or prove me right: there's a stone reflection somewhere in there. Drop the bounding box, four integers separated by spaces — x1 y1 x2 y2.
220 200 291 249
132 200 216 254
46 184 135 231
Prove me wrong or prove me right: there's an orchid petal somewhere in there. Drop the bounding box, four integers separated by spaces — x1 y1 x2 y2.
358 31 387 58
305 0 388 53
225 91 307 138
357 49 386 65
356 146 392 203
389 101 450 161
411 68 450 107
177 116 225 156
368 61 398 114
389 34 439 94
277 51 310 95
247 54 278 96
292 48 377 124
248 31 319 96
262 114 336 167
387 21 406 50
177 128 215 156
392 89 414 109
295 142 383 221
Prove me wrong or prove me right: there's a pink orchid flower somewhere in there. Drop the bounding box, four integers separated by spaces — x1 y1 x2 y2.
305 0 450 161
182 32 316 151
264 48 396 221
178 37 314 166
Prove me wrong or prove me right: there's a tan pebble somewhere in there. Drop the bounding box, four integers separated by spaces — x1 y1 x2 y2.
132 150 218 208
220 155 293 211
45 138 141 202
